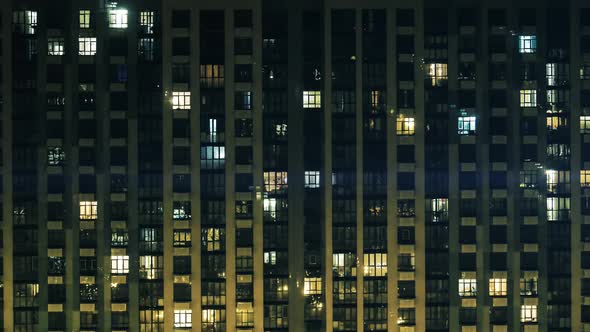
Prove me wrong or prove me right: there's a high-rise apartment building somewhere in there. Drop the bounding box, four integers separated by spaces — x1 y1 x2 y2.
1 0 589 331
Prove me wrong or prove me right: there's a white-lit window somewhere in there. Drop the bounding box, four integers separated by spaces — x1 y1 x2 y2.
78 37 97 55
80 201 97 220
13 10 38 34
173 201 191 220
303 91 321 109
109 9 128 28
305 171 321 189
519 35 536 54
208 118 218 142
264 251 277 265
304 277 322 295
174 310 192 328
264 171 288 193
263 198 278 221
582 170 590 188
489 278 507 296
79 10 91 29
459 278 477 297
363 253 387 277
458 116 476 135
429 198 449 222
546 197 570 221
520 89 537 107
545 169 569 194
333 253 356 277
581 116 590 134
111 255 129 274
521 305 537 322
396 116 415 136
172 91 191 110
200 146 225 169
426 63 448 86
275 123 287 137
47 37 64 56
48 147 65 165
140 11 154 34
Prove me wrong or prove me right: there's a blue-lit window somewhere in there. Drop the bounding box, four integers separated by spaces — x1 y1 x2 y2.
519 35 536 53
458 116 476 135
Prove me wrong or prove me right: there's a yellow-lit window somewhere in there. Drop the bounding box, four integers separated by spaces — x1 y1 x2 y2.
236 302 254 327
174 310 192 328
489 278 507 296
582 170 590 188
459 278 477 297
109 9 128 29
140 11 154 34
520 89 537 107
203 228 224 252
79 10 91 29
139 255 163 279
202 309 224 325
546 115 568 131
396 116 415 136
111 255 129 274
521 305 537 322
426 63 448 86
363 253 387 277
264 171 288 193
303 91 321 109
200 64 225 88
79 37 97 55
172 91 191 110
370 90 383 113
80 201 97 220
304 277 322 295
581 116 590 134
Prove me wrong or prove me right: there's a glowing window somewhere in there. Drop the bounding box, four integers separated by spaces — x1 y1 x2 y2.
264 171 288 193
521 305 537 322
489 278 507 296
111 255 129 274
174 310 192 328
79 10 91 29
546 197 570 221
236 302 254 327
78 37 97 55
172 91 191 110
458 116 476 135
173 201 191 220
363 253 387 277
304 277 322 295
13 10 38 34
303 91 321 109
459 278 477 297
203 228 224 252
200 64 225 88
80 201 97 220
396 116 415 136
48 38 65 56
264 251 277 265
426 63 448 86
202 309 224 324
140 11 154 34
109 9 128 28
519 35 536 54
305 171 321 189
139 255 163 279
583 170 590 188
520 89 537 107
581 116 590 134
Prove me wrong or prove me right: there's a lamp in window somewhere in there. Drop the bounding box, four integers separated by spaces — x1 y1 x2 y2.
80 201 98 220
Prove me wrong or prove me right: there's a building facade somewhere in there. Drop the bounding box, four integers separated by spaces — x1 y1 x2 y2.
1 0 589 331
